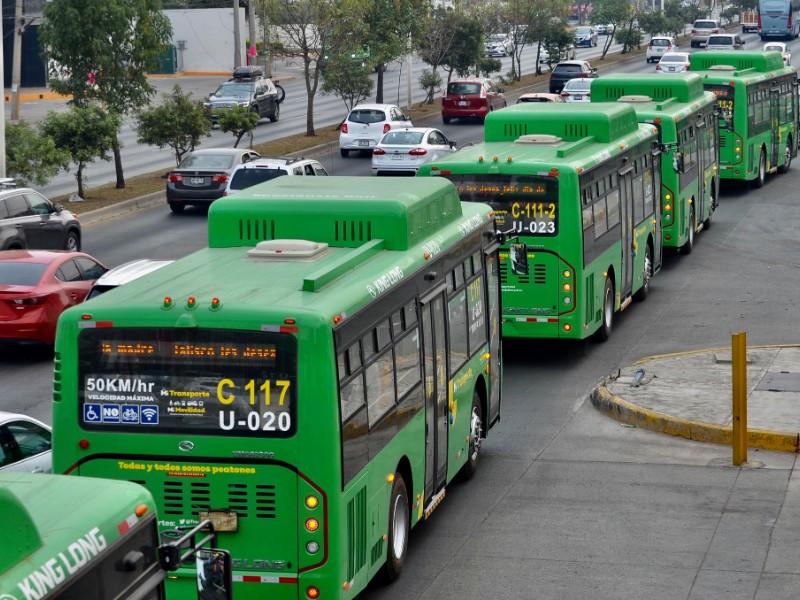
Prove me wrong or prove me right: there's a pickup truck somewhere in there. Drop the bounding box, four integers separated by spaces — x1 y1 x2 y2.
741 10 758 33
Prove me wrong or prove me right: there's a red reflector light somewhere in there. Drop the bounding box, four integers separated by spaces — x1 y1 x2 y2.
168 174 182 182
383 123 391 134
373 148 386 155
341 123 348 134
79 439 89 449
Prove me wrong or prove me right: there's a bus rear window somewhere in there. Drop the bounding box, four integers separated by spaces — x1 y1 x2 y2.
443 173 559 236
77 328 297 438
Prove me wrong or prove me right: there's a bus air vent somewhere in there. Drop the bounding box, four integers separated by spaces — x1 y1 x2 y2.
247 239 330 259
254 484 277 519
707 65 736 71
533 263 547 285
238 218 275 242
618 95 652 103
335 220 373 243
346 486 367 580
718 136 727 148
515 134 563 144
503 122 528 139
564 123 589 139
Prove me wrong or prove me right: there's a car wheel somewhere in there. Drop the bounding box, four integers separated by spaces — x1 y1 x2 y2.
275 83 285 104
251 105 261 122
269 102 280 123
443 116 451 124
64 230 80 252
340 149 349 158
169 202 185 214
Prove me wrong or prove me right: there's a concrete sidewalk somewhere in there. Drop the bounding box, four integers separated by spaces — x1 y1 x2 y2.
592 345 800 453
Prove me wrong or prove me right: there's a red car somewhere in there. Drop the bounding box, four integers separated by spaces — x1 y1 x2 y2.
0 250 107 345
442 78 506 124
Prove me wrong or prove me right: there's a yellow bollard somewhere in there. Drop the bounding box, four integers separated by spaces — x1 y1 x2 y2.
732 331 747 466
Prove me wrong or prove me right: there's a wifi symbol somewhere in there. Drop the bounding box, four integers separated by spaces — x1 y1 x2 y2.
141 407 158 423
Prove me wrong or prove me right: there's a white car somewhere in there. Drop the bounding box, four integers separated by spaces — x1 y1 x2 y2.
0 411 51 474
224 156 328 196
656 52 691 74
764 42 791 64
646 36 677 63
371 127 458 176
86 259 174 300
339 104 412 157
485 33 514 57
560 77 593 102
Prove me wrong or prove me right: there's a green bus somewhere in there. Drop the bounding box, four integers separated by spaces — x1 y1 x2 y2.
418 102 662 341
689 51 798 187
0 472 166 599
52 177 502 599
591 73 719 254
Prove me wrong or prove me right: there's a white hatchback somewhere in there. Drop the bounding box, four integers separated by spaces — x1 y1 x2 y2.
646 36 677 63
339 104 412 157
371 127 457 176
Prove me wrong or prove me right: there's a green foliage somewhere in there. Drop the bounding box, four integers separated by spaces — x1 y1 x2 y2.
134 85 212 166
591 0 635 56
720 6 739 26
40 106 119 198
442 15 485 79
419 69 442 105
5 121 69 187
542 25 575 65
616 26 643 53
506 0 572 77
416 8 460 74
321 56 375 113
478 57 503 77
663 0 688 38
637 11 668 38
214 106 260 148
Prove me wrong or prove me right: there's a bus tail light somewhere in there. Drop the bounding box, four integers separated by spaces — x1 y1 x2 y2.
306 586 320 599
305 518 319 532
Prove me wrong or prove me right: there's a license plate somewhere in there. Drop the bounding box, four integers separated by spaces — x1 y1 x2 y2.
574 94 582 100
358 140 370 147
392 154 404 160
669 67 675 72
459 101 468 106
190 177 205 185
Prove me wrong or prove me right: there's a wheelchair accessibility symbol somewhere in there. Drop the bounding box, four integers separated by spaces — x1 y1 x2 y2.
84 403 102 423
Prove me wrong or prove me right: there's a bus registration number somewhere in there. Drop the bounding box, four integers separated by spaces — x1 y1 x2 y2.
219 410 291 432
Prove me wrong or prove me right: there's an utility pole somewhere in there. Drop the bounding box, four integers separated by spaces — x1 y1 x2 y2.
248 0 257 66
0 10 6 178
10 0 23 121
233 0 242 68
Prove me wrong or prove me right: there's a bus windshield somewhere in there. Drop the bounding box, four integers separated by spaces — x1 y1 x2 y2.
762 0 790 13
77 328 298 437
442 173 559 236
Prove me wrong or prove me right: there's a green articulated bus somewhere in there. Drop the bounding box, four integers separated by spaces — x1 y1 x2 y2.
0 473 166 600
591 73 719 254
689 51 798 186
418 103 662 341
52 177 502 599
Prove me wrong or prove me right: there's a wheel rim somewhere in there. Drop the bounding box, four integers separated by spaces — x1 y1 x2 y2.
468 405 483 462
688 214 695 246
785 143 791 169
642 249 652 293
760 153 766 182
603 284 613 328
66 235 78 251
391 493 408 559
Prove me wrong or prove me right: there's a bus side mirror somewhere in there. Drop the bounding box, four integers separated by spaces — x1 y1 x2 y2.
509 242 529 275
196 549 233 600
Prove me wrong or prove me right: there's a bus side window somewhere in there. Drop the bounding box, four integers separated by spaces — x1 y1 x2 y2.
395 327 421 399
448 290 468 374
366 351 396 427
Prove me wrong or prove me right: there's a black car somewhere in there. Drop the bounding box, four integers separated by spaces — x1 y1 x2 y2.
0 181 82 251
165 148 261 213
205 66 284 124
549 60 598 94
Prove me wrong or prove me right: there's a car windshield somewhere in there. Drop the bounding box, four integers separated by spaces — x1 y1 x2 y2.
447 82 482 95
213 83 251 99
518 97 553 103
554 65 582 74
0 263 47 286
707 36 733 45
765 45 783 52
695 21 717 28
564 80 591 91
488 34 505 42
178 153 236 169
651 39 671 46
381 131 425 145
576 27 592 35
660 55 686 63
348 109 388 124
229 168 286 191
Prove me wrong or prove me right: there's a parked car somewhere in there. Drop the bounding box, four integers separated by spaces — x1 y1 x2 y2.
690 19 721 48
704 33 745 50
0 184 81 252
537 43 576 65
224 157 328 196
646 36 677 63
0 411 51 473
573 26 598 47
371 127 458 176
764 41 791 64
517 93 565 103
339 104 412 157
204 66 283 124
165 148 261 213
442 78 506 124
560 77 593 102
656 52 692 74
0 250 107 345
549 60 597 93
86 259 173 300
594 23 614 35
485 33 514 57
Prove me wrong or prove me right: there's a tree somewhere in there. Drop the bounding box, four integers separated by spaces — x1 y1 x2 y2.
39 0 173 189
40 106 119 199
321 56 375 114
416 8 460 84
419 69 443 105
5 122 69 187
591 0 636 58
215 106 261 148
441 15 484 82
134 85 212 166
506 0 571 78
638 10 668 39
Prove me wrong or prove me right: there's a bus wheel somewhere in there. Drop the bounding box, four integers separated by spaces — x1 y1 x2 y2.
754 149 767 188
779 138 792 174
461 390 484 480
633 244 652 302
383 473 409 582
595 277 614 342
680 208 695 255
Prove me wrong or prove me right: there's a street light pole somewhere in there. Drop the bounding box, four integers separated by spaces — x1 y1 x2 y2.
233 0 242 68
10 0 23 121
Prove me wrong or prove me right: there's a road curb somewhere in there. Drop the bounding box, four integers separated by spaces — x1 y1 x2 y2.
78 191 166 226
590 385 800 453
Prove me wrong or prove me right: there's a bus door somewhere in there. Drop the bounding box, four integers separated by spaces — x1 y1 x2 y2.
770 87 781 169
484 245 502 425
420 288 449 504
617 165 635 301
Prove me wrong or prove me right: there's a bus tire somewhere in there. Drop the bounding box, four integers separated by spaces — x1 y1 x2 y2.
633 243 652 302
754 149 767 188
461 390 484 481
680 207 695 255
779 137 792 174
595 277 614 342
382 473 409 582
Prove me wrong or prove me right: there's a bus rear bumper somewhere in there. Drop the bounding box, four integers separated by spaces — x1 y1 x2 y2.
502 316 578 339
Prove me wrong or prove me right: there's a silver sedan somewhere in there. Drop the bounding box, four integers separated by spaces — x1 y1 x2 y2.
371 127 458 176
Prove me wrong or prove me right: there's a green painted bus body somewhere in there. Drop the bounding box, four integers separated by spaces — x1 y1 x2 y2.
690 51 798 183
0 473 161 599
418 103 661 340
591 74 719 249
52 178 500 599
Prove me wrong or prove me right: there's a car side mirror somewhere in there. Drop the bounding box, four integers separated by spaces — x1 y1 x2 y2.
449 141 457 148
53 203 64 212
